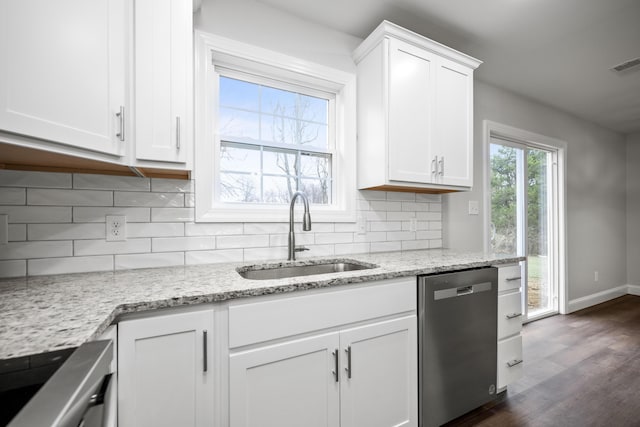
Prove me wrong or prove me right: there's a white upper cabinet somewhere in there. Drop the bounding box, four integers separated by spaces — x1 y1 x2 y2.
0 0 128 157
133 0 192 165
353 21 481 193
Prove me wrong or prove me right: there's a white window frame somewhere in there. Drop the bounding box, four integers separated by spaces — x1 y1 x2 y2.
194 31 356 223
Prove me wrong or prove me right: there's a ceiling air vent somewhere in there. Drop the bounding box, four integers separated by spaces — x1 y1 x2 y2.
611 57 640 73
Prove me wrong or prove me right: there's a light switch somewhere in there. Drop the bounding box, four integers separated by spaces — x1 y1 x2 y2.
468 201 479 215
0 214 8 245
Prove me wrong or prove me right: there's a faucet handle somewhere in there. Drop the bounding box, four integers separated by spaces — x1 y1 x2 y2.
295 246 310 253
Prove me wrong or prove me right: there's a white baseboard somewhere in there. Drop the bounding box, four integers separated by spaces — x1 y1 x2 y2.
567 285 629 313
628 284 640 296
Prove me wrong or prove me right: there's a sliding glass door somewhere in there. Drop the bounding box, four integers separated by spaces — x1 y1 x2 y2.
489 137 557 320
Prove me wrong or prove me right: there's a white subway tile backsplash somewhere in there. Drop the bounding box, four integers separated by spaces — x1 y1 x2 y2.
243 247 287 262
217 234 269 249
0 206 71 224
386 192 416 201
128 223 184 238
0 260 26 278
334 242 369 255
386 231 416 241
370 241 402 253
28 223 105 241
151 179 194 193
73 207 150 223
28 189 113 206
153 236 215 252
0 241 72 260
115 192 183 207
185 249 244 265
8 224 26 241
416 194 442 203
29 256 113 276
185 222 243 236
74 174 150 191
151 207 194 222
402 240 430 251
74 239 151 256
315 232 353 245
0 170 444 277
401 202 429 212
115 252 184 270
369 201 402 212
370 221 401 232
0 188 26 205
243 223 289 235
0 170 71 188
417 230 442 240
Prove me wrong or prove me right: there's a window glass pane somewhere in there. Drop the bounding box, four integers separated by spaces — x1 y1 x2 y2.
263 176 294 203
220 172 260 203
220 143 261 174
261 86 297 117
262 149 296 176
219 108 260 142
300 178 332 204
219 77 259 110
300 153 330 179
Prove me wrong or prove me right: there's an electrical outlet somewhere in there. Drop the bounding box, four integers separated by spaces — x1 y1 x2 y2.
468 200 480 215
594 270 599 282
106 215 127 241
409 218 418 232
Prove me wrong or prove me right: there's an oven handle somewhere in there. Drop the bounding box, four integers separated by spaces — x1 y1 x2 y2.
7 340 113 427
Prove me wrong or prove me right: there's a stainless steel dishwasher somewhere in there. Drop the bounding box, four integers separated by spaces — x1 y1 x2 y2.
418 267 498 427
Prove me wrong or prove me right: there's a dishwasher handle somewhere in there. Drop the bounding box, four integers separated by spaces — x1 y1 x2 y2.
433 281 493 301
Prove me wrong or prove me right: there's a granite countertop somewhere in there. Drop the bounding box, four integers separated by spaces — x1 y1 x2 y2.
0 249 523 360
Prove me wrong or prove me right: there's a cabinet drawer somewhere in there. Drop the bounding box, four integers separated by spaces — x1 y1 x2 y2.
228 278 416 348
498 292 523 340
497 335 523 389
498 264 522 292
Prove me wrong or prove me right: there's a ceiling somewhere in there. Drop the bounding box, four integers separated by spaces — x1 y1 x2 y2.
256 0 640 135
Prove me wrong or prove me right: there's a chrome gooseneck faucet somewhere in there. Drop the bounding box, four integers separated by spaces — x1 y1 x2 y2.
288 191 312 261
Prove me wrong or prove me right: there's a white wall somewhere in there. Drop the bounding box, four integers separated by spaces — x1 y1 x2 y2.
444 81 628 302
627 133 640 287
194 0 360 73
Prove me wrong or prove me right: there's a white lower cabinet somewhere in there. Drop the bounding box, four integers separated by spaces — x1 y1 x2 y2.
229 316 416 427
227 278 418 427
118 308 215 427
496 264 525 390
229 332 340 427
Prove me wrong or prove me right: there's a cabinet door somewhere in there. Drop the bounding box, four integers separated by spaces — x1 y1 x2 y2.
0 0 127 156
118 310 214 427
387 38 435 184
134 0 191 163
229 332 340 427
432 57 474 187
340 316 418 427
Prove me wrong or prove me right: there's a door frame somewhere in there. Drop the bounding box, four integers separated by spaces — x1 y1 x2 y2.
482 120 568 316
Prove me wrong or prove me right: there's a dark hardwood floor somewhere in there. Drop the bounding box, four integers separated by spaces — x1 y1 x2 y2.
446 295 640 427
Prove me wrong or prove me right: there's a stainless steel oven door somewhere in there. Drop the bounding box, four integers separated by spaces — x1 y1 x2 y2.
8 340 113 427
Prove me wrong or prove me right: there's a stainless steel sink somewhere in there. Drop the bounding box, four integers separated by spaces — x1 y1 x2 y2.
237 260 376 280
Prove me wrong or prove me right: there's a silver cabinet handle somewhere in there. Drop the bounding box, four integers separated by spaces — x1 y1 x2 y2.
506 312 522 319
203 330 208 372
345 346 352 379
506 276 522 282
431 156 438 175
116 106 125 141
332 349 339 382
507 359 523 368
438 156 444 176
176 116 181 150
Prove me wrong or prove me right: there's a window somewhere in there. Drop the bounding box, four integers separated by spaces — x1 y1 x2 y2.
218 75 333 205
194 33 356 223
